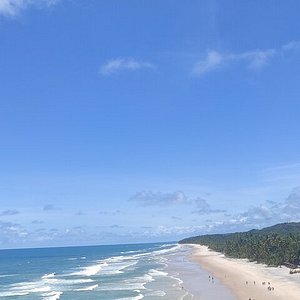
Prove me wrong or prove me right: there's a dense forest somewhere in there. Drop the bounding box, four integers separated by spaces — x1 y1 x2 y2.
179 222 300 268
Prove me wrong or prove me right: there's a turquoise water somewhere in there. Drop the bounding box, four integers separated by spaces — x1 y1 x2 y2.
0 243 190 299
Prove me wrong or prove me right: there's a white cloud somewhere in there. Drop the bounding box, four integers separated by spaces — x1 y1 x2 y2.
99 210 121 215
100 58 155 75
0 221 29 246
193 40 300 76
0 209 19 216
43 204 56 211
206 187 300 234
192 50 223 75
0 0 59 17
235 49 276 70
261 162 300 183
32 219 44 224
282 41 300 51
130 190 225 216
192 197 225 215
142 224 206 238
130 190 188 207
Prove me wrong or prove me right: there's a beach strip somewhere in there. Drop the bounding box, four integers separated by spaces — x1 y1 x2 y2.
166 245 236 300
189 244 300 300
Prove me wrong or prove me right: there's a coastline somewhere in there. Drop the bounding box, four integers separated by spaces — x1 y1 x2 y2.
189 244 300 300
165 245 236 300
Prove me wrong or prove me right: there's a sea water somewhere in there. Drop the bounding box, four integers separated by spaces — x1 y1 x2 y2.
0 243 193 299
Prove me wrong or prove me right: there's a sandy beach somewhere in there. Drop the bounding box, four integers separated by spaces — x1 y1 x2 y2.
189 244 300 300
166 245 236 300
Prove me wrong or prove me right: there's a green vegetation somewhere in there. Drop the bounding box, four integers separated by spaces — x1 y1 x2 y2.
179 222 300 267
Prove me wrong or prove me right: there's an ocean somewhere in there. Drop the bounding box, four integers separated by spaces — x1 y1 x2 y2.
0 243 193 299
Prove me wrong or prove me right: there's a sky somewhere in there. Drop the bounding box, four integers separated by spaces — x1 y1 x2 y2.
1 0 300 248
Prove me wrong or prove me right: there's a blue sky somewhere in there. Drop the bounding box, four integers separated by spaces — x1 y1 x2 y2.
1 0 300 248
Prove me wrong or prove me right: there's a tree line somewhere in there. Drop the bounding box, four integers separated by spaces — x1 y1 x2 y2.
179 222 300 267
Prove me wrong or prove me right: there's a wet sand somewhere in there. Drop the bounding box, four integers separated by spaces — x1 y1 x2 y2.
166 245 236 299
190 244 300 300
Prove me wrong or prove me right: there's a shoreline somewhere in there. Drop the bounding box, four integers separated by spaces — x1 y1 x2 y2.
165 245 236 300
188 244 300 300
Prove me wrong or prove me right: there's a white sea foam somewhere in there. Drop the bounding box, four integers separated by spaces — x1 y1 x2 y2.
146 290 166 297
71 263 106 276
0 243 181 299
151 245 180 256
51 278 94 285
120 249 144 254
126 274 154 284
10 281 44 290
171 274 183 285
0 274 17 278
42 291 63 300
0 291 30 297
6 274 94 298
97 282 146 291
97 273 153 291
71 255 140 278
105 255 126 263
31 286 52 293
42 273 56 279
75 284 99 291
159 243 175 248
100 261 138 275
148 269 168 276
118 294 144 300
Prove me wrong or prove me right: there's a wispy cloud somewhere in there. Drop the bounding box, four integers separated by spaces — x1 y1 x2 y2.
0 221 28 245
110 224 124 229
75 211 84 216
0 0 59 17
192 197 225 215
99 210 121 216
171 216 182 221
32 220 44 224
193 40 300 76
0 209 19 216
142 224 206 238
130 191 188 207
43 204 56 211
130 190 224 216
282 41 300 51
144 187 300 239
261 162 300 183
192 50 223 75
203 187 300 235
99 58 155 75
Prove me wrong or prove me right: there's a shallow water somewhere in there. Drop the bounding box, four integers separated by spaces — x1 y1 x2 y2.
0 243 189 299
166 245 237 300
0 243 236 299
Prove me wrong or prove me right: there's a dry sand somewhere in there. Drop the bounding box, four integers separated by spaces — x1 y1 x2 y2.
190 244 300 300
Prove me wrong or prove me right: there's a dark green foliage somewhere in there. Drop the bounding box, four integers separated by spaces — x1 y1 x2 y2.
179 222 300 267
